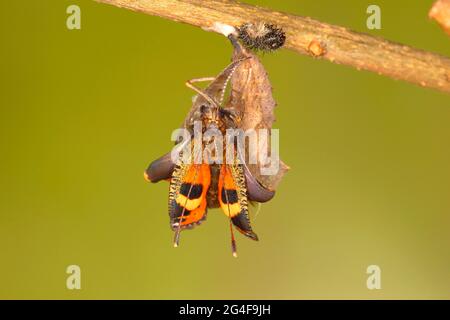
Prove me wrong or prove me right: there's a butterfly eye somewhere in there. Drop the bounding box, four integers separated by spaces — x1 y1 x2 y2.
200 104 215 116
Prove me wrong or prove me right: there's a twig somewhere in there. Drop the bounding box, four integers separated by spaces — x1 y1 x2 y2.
430 0 450 36
94 0 450 93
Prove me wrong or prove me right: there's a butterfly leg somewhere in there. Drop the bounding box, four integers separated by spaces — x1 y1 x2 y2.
185 77 218 106
186 77 216 88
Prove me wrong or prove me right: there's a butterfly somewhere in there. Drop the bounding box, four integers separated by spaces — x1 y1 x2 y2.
145 37 275 257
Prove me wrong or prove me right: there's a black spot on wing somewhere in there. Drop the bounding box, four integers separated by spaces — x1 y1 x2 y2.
180 183 203 199
221 188 238 204
169 201 191 219
169 201 191 230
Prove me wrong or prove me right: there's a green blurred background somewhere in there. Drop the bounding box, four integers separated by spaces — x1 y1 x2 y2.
0 0 449 299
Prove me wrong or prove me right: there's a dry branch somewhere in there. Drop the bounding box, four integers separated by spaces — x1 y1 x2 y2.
95 0 450 93
430 0 450 36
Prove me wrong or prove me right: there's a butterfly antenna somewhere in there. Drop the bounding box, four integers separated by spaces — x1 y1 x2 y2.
173 230 181 248
174 165 199 248
222 166 238 258
228 213 237 257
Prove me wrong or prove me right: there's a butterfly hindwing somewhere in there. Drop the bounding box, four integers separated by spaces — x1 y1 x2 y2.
169 163 210 230
218 164 258 241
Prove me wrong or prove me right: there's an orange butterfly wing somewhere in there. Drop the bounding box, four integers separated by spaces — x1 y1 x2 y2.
218 164 258 241
169 163 210 230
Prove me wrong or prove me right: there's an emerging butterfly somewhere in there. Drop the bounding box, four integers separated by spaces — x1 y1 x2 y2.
145 36 275 257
